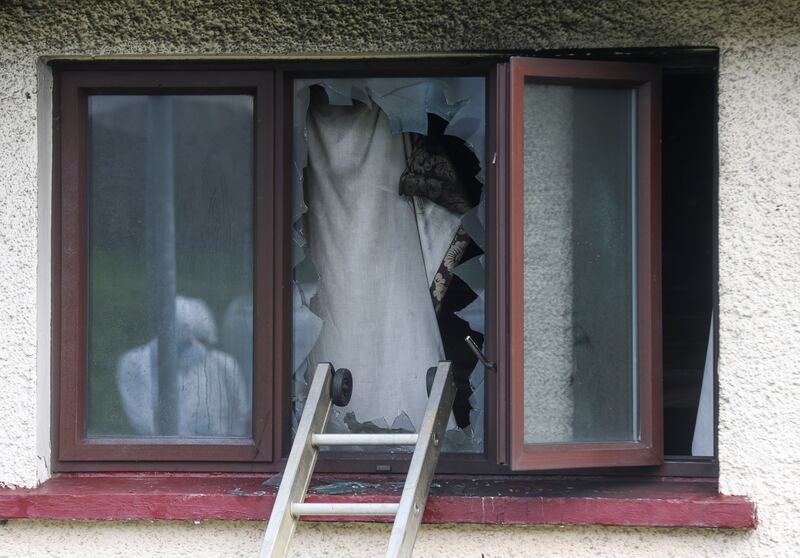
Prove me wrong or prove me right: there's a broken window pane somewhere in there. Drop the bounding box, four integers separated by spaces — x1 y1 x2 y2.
291 77 486 453
86 95 254 438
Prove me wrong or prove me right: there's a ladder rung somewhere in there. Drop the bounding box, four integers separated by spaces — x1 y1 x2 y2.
311 433 419 447
291 502 399 516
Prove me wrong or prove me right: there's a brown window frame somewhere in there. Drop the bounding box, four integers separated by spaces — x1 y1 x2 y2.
508 57 663 470
274 62 506 476
50 56 712 478
53 69 277 470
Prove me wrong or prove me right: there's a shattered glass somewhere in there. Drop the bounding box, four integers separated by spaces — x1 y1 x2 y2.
291 77 487 453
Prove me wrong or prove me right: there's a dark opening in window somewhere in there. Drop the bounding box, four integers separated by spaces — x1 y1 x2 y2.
661 71 717 457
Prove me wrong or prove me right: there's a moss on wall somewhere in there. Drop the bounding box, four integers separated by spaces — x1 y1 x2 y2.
0 0 797 56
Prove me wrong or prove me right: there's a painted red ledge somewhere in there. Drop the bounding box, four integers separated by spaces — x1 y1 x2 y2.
0 474 756 529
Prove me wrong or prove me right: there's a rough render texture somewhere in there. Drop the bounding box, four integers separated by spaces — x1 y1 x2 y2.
0 0 798 556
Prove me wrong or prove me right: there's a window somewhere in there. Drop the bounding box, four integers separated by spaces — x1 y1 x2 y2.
508 58 662 469
52 54 717 477
54 70 276 466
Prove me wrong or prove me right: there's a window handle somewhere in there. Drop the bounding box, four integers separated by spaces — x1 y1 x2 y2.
465 335 496 370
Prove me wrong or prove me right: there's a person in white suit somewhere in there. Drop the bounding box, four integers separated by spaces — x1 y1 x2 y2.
116 295 249 437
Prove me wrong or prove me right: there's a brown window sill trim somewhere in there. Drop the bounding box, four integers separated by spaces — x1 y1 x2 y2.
0 473 756 529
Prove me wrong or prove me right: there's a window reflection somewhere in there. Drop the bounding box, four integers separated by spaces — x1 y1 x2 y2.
522 82 638 444
86 94 254 437
116 295 249 436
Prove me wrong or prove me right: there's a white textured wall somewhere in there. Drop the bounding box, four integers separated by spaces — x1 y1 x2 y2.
0 521 758 558
0 55 43 488
1 1 799 556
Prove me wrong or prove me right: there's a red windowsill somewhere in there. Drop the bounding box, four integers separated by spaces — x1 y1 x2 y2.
0 473 756 529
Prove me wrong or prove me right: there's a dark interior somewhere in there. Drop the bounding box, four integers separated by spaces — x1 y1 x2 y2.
661 70 716 456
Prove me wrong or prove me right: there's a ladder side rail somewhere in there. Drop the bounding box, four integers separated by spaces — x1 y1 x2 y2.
259 363 334 558
385 361 456 558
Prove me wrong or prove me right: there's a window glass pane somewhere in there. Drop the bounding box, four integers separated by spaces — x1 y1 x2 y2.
291 77 487 453
86 95 254 438
522 82 637 444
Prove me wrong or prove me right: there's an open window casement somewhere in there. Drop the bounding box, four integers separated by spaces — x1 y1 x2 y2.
508 57 663 470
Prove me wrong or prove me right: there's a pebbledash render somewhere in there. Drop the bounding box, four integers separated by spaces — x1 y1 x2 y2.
0 2 798 557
